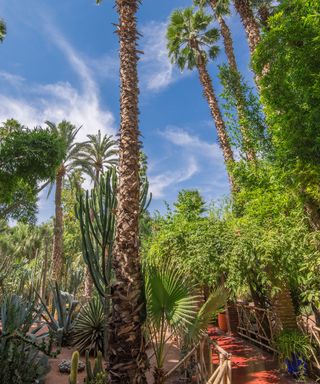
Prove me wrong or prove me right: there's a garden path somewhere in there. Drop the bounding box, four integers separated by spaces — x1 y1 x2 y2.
209 327 311 384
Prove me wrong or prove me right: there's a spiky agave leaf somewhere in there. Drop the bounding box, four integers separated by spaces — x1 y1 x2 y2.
73 298 104 355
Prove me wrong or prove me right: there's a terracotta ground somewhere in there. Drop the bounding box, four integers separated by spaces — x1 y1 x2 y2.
45 330 315 383
45 341 181 384
209 327 315 384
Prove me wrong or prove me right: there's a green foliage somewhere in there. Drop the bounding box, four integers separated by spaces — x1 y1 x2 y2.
69 351 79 384
0 222 53 298
219 64 269 157
253 0 320 204
76 170 117 297
0 120 65 222
145 190 230 287
84 350 107 384
41 283 79 346
184 287 228 347
167 7 220 71
0 295 56 384
275 329 311 363
74 130 118 183
0 18 6 42
145 262 199 370
73 298 104 355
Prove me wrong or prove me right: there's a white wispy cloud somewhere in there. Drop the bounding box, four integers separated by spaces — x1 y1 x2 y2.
0 24 115 141
149 157 198 198
148 125 230 204
140 21 189 92
162 126 223 160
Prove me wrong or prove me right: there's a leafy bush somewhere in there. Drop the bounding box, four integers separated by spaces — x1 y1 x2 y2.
73 298 104 355
275 329 311 363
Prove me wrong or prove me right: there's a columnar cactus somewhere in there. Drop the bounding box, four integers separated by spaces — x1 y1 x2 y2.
69 351 79 384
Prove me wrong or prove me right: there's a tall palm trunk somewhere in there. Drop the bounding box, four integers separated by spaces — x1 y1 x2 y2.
233 0 261 55
52 166 65 283
258 5 271 27
210 0 256 162
196 54 236 192
108 1 148 383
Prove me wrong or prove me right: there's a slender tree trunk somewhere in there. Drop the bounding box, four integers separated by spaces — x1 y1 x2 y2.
52 166 64 283
196 59 236 192
108 1 148 383
210 0 256 162
41 241 49 304
233 0 261 55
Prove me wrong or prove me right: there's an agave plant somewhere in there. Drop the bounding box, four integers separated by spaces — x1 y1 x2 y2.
145 263 200 384
0 295 52 383
40 283 79 346
0 294 42 336
73 298 104 355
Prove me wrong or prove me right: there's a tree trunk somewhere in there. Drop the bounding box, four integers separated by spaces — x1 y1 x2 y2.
273 285 298 330
41 241 49 304
233 0 261 55
108 1 148 383
196 59 237 192
84 266 93 298
52 167 64 283
210 0 256 162
258 5 271 28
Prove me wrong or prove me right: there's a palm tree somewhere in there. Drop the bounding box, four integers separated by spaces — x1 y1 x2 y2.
195 0 256 161
75 130 118 185
46 121 81 283
233 0 261 54
0 19 6 43
95 0 148 381
251 0 274 27
75 131 117 298
167 7 236 191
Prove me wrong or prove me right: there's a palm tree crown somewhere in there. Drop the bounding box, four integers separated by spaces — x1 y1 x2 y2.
194 0 230 18
0 19 6 43
45 121 81 175
167 8 220 71
75 130 118 184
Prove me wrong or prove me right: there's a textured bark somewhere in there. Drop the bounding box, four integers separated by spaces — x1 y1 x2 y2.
273 286 298 330
305 199 320 231
233 0 261 55
84 266 93 298
196 58 236 192
258 5 271 27
210 0 256 162
108 1 148 383
153 368 165 384
52 166 65 283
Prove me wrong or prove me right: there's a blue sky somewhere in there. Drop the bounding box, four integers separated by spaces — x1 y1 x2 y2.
0 0 255 222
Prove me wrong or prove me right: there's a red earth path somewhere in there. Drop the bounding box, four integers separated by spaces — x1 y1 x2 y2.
208 327 309 384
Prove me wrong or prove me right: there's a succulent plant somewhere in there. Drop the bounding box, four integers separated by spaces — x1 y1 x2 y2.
73 297 104 355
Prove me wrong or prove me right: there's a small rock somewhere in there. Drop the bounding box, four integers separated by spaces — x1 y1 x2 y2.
58 359 85 374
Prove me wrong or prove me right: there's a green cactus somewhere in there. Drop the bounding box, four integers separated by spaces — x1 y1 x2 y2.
84 350 107 384
69 351 79 384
